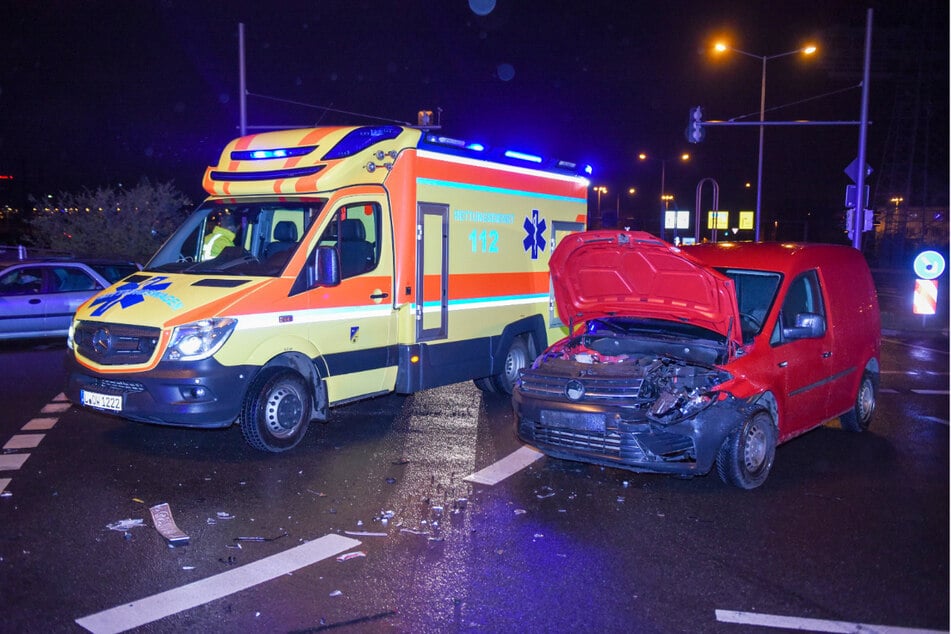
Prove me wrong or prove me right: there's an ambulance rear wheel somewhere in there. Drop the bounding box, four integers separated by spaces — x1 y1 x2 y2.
491 337 530 395
241 367 312 452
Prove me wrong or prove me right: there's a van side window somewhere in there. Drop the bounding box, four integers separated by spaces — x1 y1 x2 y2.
771 270 826 344
317 203 382 278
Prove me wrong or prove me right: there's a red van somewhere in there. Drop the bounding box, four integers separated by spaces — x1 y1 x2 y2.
513 231 880 489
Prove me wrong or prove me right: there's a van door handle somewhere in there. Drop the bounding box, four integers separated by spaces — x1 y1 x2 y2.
370 292 389 300
778 361 788 368
822 351 832 358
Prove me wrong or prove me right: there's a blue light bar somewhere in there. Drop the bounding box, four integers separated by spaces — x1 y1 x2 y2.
231 146 316 161
504 150 543 164
209 165 325 182
322 126 403 160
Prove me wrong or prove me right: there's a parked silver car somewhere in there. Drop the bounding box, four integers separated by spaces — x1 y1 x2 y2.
0 258 141 340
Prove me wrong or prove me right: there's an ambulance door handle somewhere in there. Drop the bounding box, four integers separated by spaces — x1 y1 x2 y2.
370 292 389 300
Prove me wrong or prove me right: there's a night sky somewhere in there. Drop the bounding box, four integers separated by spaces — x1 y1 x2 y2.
1 1 946 238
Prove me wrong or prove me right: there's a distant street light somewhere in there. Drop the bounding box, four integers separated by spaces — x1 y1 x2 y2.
593 186 607 228
713 41 817 241
638 152 690 240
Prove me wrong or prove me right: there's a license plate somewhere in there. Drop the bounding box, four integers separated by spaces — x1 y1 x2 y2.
81 389 123 412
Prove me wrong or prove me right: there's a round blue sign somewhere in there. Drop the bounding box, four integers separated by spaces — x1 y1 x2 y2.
913 250 946 280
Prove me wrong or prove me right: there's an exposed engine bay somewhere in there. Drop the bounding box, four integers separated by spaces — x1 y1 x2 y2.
525 323 733 423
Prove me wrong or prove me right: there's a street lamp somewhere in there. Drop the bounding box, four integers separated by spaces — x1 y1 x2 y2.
714 41 817 241
638 152 690 240
593 186 607 229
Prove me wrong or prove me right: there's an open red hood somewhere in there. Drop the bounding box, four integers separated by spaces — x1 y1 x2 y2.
551 231 742 346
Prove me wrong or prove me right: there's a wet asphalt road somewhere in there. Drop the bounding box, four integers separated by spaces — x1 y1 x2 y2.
0 333 947 633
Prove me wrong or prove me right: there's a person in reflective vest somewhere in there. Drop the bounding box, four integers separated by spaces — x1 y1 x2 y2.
202 213 237 259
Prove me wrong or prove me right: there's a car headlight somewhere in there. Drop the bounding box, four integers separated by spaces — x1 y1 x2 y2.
164 318 236 361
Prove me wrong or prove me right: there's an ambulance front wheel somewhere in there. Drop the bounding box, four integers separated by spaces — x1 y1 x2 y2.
240 367 312 452
491 336 530 395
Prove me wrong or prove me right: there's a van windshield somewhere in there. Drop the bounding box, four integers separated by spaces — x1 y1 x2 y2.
146 198 326 276
718 268 782 343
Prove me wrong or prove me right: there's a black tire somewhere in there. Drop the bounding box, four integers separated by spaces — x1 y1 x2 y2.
839 371 876 432
490 336 531 395
240 367 312 452
717 409 776 490
473 376 497 393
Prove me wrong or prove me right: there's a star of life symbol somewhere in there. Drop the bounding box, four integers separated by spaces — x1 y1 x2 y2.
522 209 547 260
89 276 183 317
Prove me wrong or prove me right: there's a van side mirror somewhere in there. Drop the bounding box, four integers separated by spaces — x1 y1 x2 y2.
782 312 826 341
314 246 341 287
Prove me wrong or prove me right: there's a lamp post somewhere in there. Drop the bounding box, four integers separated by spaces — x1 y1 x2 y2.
638 152 689 240
714 42 816 241
593 186 607 229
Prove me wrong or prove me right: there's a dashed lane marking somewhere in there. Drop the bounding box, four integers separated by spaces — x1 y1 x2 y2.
40 402 71 414
22 417 58 431
75 533 361 634
0 478 10 495
3 434 45 450
463 445 544 485
0 454 30 471
715 608 945 633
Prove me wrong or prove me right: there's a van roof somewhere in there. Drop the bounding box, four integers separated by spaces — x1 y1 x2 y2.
684 242 866 276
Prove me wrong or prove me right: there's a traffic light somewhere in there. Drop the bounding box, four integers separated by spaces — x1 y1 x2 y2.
685 106 705 143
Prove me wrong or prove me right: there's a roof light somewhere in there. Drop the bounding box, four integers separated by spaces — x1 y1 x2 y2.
231 146 316 161
504 150 543 163
322 126 403 160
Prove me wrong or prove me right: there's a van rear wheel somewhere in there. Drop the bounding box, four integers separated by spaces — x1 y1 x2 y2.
240 367 312 452
839 371 876 432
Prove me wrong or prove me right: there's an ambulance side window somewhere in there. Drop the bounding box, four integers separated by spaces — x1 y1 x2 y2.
317 203 381 278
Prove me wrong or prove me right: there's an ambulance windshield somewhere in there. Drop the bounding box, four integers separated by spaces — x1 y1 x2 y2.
146 198 326 276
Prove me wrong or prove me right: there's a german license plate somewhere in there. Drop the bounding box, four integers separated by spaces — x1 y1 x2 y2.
81 389 122 412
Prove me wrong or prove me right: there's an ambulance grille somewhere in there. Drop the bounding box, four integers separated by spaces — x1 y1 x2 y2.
73 321 160 366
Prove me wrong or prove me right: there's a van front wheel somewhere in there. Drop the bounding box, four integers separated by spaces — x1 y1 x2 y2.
241 368 312 452
717 409 776 489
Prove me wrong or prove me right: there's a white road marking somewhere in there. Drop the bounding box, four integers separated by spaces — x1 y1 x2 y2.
75 533 361 634
0 454 30 471
0 478 10 495
52 392 69 402
715 609 945 633
464 446 544 485
910 389 949 395
3 434 45 450
22 417 58 431
41 402 71 414
882 337 949 355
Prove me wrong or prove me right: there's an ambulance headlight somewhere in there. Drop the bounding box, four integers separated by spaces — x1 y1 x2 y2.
164 318 236 361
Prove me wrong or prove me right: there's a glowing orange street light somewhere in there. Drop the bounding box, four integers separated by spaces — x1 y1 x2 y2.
713 40 817 241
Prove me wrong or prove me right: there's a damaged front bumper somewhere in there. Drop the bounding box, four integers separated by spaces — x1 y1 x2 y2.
513 389 749 476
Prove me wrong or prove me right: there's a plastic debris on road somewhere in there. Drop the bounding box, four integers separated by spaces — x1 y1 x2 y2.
233 532 288 543
336 550 366 562
149 503 189 546
344 530 388 537
107 518 145 532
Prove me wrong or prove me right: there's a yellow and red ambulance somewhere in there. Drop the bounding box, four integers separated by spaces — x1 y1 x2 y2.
65 125 589 451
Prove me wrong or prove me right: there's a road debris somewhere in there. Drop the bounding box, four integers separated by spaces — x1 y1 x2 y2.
336 551 367 562
149 503 189 546
233 532 288 543
107 518 145 532
344 531 388 537
535 486 556 499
